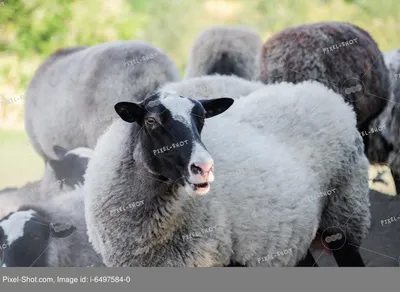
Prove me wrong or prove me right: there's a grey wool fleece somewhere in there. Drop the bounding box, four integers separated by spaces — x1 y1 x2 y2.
24 41 180 161
184 25 262 80
84 81 370 267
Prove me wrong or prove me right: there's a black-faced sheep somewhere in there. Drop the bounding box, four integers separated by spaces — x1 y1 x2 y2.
40 146 93 196
0 188 103 267
184 26 262 80
84 81 370 267
24 41 180 162
257 21 390 154
0 147 92 217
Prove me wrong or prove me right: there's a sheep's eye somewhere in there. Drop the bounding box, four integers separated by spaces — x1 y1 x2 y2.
145 117 157 125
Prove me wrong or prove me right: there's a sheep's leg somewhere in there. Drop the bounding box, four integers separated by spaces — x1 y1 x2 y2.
322 232 365 267
295 250 319 267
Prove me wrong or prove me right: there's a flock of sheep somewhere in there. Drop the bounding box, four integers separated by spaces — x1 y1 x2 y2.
0 22 400 267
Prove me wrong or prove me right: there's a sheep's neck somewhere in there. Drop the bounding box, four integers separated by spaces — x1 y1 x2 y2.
123 142 197 249
130 170 194 248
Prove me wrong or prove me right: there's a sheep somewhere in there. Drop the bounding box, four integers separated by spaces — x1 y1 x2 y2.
184 26 263 80
161 74 266 100
0 188 104 267
83 81 370 267
40 146 93 196
384 48 400 75
0 147 92 217
257 21 390 154
24 41 180 162
164 75 372 266
367 49 400 193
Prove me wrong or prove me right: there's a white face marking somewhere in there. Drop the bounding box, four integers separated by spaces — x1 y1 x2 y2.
0 210 36 245
67 147 93 159
159 92 215 181
159 91 195 127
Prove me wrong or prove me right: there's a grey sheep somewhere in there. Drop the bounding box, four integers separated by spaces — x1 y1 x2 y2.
84 81 370 267
24 41 180 162
184 26 262 80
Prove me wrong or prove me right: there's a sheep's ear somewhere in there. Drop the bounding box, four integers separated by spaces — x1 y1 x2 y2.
199 98 234 118
114 102 144 123
53 145 68 159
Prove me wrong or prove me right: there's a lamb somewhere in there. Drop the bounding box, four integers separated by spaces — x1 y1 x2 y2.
257 21 390 154
0 188 104 267
24 41 180 162
0 147 92 217
84 81 370 267
184 26 263 80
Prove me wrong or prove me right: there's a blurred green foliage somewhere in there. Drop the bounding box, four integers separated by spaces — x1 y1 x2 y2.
0 0 399 187
0 0 400 122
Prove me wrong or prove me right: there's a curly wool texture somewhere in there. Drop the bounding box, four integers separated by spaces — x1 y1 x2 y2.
257 21 390 129
24 41 180 161
162 74 266 100
84 80 370 267
184 26 262 80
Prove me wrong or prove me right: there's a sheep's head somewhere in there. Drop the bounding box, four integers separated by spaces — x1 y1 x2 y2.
115 91 234 197
48 146 92 189
0 209 50 267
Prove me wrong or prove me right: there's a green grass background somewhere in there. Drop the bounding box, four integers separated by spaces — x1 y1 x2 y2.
0 130 43 188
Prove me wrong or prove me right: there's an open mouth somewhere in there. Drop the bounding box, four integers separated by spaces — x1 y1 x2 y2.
192 182 209 190
186 179 210 195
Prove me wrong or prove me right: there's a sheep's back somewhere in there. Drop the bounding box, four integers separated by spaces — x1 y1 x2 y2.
184 26 262 80
161 75 265 100
202 110 322 266
233 81 365 184
258 22 389 127
228 80 370 244
24 41 180 160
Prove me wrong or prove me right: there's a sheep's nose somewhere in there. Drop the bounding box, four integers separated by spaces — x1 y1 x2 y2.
190 161 214 175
